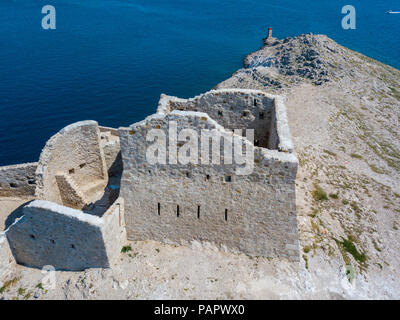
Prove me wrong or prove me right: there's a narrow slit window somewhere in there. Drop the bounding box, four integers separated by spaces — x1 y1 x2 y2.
225 209 228 221
158 203 160 216
177 205 180 217
197 206 200 219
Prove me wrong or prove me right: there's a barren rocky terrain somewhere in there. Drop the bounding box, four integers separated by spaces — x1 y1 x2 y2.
1 34 400 299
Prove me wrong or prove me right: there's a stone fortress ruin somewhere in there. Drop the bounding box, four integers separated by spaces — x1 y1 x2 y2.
0 88 299 276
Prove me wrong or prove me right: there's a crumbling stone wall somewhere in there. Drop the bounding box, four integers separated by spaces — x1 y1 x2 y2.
120 95 299 260
1 87 298 268
99 126 122 177
0 232 14 286
159 89 283 150
6 199 125 271
0 163 37 197
102 197 126 263
35 121 108 206
268 96 294 152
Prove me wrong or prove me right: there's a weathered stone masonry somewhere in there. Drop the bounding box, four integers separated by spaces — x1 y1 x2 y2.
120 89 299 260
1 121 125 271
0 163 37 197
0 232 14 287
6 198 125 271
0 88 299 273
35 120 108 207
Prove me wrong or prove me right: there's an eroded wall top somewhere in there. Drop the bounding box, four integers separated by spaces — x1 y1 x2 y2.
157 89 295 153
35 120 108 205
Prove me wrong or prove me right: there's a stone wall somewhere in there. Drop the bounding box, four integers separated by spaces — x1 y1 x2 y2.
35 121 108 206
6 199 125 271
270 96 294 153
0 163 37 197
0 87 298 270
159 89 280 149
102 197 126 266
119 104 299 260
0 232 14 287
99 126 122 177
99 126 119 137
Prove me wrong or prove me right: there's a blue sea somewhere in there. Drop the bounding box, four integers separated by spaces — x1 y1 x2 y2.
0 0 399 166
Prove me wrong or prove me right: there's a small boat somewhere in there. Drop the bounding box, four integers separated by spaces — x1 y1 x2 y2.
387 10 400 14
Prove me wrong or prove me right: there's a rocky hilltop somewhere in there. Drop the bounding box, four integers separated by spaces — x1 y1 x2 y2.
1 34 399 299
219 33 400 298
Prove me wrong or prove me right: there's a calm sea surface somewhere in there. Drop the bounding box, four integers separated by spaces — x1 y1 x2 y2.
0 0 399 165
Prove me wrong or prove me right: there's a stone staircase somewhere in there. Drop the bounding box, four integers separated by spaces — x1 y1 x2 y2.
55 174 89 209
